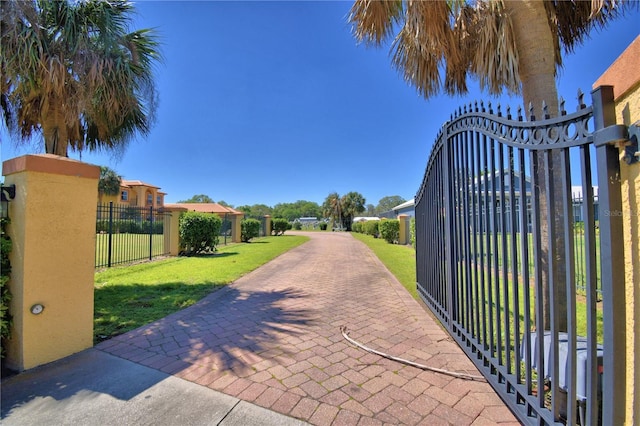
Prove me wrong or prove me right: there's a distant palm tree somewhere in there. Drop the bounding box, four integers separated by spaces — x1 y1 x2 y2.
1 0 161 157
98 166 122 205
349 0 631 331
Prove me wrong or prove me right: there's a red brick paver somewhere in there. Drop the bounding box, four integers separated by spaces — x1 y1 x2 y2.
96 232 520 425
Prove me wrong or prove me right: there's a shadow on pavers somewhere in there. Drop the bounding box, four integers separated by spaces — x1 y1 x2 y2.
1 349 306 426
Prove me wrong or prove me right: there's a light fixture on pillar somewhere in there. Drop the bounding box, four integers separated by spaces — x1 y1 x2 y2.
1 184 16 219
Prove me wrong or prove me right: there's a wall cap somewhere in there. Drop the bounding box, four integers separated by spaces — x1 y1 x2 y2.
2 154 100 179
593 35 640 101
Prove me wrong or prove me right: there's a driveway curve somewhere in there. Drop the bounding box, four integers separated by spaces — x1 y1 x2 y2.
97 231 520 425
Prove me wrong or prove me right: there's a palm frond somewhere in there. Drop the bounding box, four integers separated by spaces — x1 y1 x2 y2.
469 0 520 96
349 0 404 46
545 0 635 58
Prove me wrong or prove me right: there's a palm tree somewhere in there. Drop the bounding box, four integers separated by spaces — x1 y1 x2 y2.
98 166 122 205
1 0 161 157
341 192 366 231
323 192 343 230
349 0 631 331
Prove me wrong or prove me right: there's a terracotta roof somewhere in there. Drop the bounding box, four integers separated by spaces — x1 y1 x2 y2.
593 34 640 101
121 179 160 189
164 203 242 215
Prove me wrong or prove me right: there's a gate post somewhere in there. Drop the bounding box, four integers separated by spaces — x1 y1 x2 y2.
2 154 99 371
398 214 409 245
592 85 628 425
264 215 272 237
162 206 187 256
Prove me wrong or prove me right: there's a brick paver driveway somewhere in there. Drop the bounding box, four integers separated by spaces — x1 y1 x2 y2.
97 232 520 425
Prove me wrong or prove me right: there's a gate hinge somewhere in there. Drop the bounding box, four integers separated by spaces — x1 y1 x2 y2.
623 122 640 165
593 124 628 148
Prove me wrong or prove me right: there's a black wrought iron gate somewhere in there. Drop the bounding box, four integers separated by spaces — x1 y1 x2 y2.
415 86 628 425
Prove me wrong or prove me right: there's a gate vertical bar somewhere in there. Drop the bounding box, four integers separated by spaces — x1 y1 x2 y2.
592 85 626 426
443 130 456 329
149 206 154 261
107 201 114 268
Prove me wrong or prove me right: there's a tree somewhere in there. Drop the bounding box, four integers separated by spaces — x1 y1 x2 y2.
349 0 630 331
340 192 366 231
178 194 215 203
1 0 161 157
273 200 321 222
98 166 121 205
323 192 366 231
237 204 272 220
376 195 406 215
322 192 342 229
365 204 376 217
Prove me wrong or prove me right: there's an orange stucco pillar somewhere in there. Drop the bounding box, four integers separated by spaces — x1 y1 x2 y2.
162 206 187 256
231 212 243 243
2 154 100 371
398 214 410 245
264 215 272 237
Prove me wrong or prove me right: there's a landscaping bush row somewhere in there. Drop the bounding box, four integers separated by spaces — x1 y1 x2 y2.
352 220 379 237
97 219 163 235
353 218 409 245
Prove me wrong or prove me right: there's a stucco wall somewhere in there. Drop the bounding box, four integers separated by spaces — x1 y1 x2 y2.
616 86 640 425
2 155 99 371
594 34 640 425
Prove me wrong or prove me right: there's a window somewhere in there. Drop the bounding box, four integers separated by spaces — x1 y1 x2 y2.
156 195 162 206
121 190 128 201
146 193 153 206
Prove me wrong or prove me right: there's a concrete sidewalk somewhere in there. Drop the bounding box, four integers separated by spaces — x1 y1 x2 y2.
1 349 307 426
2 232 520 425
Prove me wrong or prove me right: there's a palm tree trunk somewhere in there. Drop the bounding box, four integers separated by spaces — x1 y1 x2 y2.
505 0 567 332
42 97 69 156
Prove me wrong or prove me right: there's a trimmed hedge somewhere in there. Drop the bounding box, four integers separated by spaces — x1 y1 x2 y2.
241 218 261 242
97 219 163 234
363 220 379 237
272 218 289 236
379 219 400 244
179 211 221 255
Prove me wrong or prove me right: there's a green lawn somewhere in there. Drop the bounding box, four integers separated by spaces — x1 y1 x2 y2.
94 235 309 343
95 233 166 267
351 233 418 300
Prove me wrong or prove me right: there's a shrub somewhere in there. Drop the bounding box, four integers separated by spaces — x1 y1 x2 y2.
364 220 379 237
272 218 289 236
352 222 363 233
241 218 261 242
378 219 400 244
292 221 302 230
318 222 328 231
179 212 221 255
1 217 12 359
410 217 416 247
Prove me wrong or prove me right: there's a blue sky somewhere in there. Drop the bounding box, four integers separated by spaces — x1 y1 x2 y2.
1 1 639 208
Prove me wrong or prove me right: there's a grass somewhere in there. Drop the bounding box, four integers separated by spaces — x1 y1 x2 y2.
350 233 418 300
94 235 309 343
95 233 165 267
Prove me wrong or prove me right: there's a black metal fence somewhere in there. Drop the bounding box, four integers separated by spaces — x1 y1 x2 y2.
96 202 171 268
415 87 627 425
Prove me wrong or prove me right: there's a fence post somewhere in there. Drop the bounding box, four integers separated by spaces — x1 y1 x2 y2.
592 85 628 425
